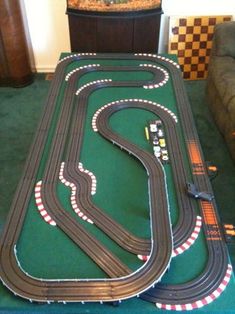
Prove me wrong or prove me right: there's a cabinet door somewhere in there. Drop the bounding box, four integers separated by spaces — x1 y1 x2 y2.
97 17 133 52
133 14 161 52
68 9 162 54
68 15 97 52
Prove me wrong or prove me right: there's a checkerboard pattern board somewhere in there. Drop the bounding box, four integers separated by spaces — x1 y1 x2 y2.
168 16 232 80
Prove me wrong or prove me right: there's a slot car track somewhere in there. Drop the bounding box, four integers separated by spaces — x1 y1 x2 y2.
0 53 232 307
61 64 196 255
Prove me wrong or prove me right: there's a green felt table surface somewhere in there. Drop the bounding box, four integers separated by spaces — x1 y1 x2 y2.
0 53 234 313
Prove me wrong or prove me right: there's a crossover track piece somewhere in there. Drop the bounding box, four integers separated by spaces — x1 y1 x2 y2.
78 162 97 195
59 162 93 224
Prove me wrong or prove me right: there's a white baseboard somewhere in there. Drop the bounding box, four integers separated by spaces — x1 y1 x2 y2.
33 66 56 73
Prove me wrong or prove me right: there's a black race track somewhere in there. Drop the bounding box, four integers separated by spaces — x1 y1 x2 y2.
0 53 231 306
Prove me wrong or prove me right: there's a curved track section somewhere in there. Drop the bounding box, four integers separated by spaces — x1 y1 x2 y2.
93 97 197 252
156 264 233 311
138 215 202 261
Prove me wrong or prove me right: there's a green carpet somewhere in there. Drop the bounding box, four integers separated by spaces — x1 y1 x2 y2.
0 73 235 313
0 74 49 232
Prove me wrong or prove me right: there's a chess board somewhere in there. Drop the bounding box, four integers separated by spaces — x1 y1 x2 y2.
168 15 232 80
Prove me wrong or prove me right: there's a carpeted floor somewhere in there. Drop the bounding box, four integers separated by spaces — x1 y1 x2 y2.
0 74 49 232
0 74 235 312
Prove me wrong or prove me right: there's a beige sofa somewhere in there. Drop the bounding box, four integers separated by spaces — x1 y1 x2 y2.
207 21 235 162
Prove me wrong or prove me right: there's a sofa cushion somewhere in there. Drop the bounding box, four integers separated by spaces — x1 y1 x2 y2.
214 21 235 58
227 96 235 125
209 56 235 109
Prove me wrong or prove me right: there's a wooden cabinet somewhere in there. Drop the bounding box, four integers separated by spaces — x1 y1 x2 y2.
67 8 162 53
0 0 33 87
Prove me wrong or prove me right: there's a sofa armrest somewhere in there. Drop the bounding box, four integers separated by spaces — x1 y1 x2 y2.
213 21 235 58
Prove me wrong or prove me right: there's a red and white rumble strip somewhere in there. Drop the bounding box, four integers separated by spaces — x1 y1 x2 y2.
34 181 56 226
58 53 97 64
137 254 149 262
65 64 100 81
78 162 97 195
138 216 202 262
59 162 93 224
76 79 112 95
172 216 202 257
139 64 169 89
156 264 233 311
135 53 180 69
